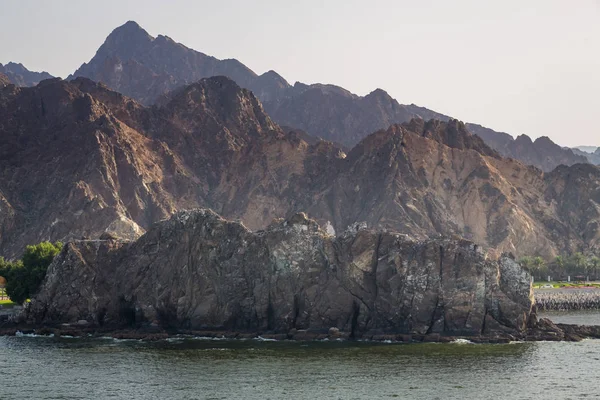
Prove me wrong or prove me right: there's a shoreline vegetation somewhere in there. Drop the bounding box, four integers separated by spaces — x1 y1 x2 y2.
521 253 600 284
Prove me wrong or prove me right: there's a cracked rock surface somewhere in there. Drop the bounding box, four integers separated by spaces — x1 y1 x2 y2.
28 209 533 338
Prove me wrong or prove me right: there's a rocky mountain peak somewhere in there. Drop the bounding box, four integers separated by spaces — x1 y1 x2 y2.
515 134 534 145
5 62 28 73
163 76 278 138
102 20 153 50
0 62 54 87
70 21 280 106
252 70 291 103
364 88 393 102
533 136 555 145
402 118 499 157
260 70 288 82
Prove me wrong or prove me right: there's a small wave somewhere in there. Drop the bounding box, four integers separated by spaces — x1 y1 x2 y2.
450 338 474 344
255 336 277 342
190 336 228 341
200 348 232 352
15 331 54 338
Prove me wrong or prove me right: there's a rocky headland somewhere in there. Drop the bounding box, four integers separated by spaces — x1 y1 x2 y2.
0 209 591 343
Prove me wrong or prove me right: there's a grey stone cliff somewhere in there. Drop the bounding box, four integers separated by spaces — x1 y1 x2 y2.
28 209 533 338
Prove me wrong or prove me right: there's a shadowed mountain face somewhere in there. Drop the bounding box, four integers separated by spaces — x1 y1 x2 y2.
1 76 600 260
0 62 54 86
466 124 588 172
69 21 585 173
572 147 600 165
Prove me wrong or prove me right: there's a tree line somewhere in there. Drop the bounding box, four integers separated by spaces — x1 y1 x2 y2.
0 241 62 304
520 253 600 281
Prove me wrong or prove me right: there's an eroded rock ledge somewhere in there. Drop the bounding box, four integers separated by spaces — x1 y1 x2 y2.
18 209 539 341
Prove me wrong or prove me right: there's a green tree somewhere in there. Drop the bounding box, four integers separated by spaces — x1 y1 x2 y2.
3 241 62 304
532 256 546 280
519 256 534 269
519 256 537 280
552 255 565 277
590 256 600 280
570 252 587 276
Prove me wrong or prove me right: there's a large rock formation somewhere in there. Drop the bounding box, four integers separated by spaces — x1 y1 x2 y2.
27 209 534 339
0 62 54 87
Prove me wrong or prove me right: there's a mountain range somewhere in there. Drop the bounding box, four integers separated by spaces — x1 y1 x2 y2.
1 21 600 262
572 147 600 165
1 75 600 261
62 21 584 172
0 62 53 87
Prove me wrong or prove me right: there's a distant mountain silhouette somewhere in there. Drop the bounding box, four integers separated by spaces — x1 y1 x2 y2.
70 21 286 106
0 62 54 86
572 147 600 165
69 21 588 172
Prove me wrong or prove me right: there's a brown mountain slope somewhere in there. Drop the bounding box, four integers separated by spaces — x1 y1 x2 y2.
0 78 182 256
0 76 598 260
299 124 565 257
0 76 333 257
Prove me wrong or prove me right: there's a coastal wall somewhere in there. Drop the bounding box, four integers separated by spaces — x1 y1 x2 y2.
27 209 534 339
536 289 600 311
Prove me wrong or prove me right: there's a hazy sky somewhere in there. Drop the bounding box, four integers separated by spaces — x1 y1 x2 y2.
1 0 599 146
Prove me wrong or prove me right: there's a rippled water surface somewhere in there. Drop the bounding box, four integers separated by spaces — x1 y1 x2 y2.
539 310 600 326
2 317 600 400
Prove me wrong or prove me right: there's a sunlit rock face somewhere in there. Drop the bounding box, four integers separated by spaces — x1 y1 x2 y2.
1 74 599 261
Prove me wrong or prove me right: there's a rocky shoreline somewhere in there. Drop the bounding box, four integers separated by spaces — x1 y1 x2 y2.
2 317 599 344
